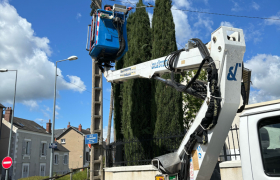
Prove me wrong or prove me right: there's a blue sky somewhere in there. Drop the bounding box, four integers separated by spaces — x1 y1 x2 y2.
0 0 279 141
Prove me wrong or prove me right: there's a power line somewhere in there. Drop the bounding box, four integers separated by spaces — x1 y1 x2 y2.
57 75 111 102
171 8 280 21
108 0 280 21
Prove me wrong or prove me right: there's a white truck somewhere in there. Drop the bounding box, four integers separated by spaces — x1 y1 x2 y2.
97 26 280 179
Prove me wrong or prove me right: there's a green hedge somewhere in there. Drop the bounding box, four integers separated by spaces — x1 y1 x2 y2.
18 170 87 180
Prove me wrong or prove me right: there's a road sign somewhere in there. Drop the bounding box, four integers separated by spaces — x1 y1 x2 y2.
2 156 13 169
85 134 98 144
49 143 57 149
88 144 91 148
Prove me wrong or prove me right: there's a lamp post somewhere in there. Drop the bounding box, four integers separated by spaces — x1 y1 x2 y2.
0 69 17 180
49 56 78 177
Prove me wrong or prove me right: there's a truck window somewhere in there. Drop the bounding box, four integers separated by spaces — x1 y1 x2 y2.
258 116 280 177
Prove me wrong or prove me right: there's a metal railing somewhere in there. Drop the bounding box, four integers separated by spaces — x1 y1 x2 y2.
106 132 186 167
106 125 241 167
219 124 241 161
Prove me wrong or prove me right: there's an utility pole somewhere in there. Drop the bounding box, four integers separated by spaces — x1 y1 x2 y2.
90 58 103 180
106 85 113 146
90 1 103 180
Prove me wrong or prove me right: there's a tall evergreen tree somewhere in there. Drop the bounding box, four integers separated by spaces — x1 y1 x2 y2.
113 58 124 141
121 0 152 164
151 0 183 136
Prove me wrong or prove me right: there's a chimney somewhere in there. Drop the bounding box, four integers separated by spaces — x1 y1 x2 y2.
4 107 12 123
79 124 82 132
67 122 70 128
86 128 90 131
46 119 52 133
0 105 5 121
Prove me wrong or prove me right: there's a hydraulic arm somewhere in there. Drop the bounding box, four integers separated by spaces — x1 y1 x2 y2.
102 26 246 180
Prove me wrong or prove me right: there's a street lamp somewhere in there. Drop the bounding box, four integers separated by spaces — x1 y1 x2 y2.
0 69 17 180
49 56 78 177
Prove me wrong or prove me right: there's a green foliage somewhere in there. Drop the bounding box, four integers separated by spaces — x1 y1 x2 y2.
18 169 88 180
121 0 152 164
180 70 207 129
18 176 48 180
151 0 183 136
113 58 124 140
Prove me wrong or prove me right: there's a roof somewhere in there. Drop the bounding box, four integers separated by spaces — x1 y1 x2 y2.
0 103 6 108
56 126 90 139
54 128 67 138
54 142 69 152
72 126 91 135
245 99 280 109
10 117 50 135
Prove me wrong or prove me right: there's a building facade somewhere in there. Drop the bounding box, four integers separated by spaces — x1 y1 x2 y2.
0 107 52 180
53 143 70 175
55 123 91 169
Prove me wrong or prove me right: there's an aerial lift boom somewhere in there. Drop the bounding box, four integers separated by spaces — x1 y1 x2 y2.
103 26 246 180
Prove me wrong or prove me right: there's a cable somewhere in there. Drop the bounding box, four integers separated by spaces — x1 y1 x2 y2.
172 8 280 21
164 49 185 72
107 0 280 21
57 75 111 102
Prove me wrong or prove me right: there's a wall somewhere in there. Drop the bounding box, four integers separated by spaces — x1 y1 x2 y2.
0 119 14 179
104 165 161 180
57 130 84 169
14 130 51 179
219 160 243 180
53 151 69 175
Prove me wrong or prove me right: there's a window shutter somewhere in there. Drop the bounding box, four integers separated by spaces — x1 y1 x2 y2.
22 140 26 155
58 155 60 164
44 143 47 156
28 141 32 155
39 143 42 156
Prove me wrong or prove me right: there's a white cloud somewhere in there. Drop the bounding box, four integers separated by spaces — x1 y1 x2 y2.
148 12 153 27
265 12 280 27
55 105 60 110
220 21 234 28
76 13 81 19
174 0 191 9
231 0 242 12
103 125 114 143
22 100 38 109
252 2 260 10
194 14 213 32
171 5 194 47
244 23 262 43
0 2 86 106
65 75 86 93
245 54 280 104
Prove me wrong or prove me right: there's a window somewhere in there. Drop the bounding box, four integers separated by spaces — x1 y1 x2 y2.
86 152 90 162
40 163 46 176
54 154 59 165
258 116 280 176
61 139 65 144
22 163 29 178
63 154 68 164
22 139 31 156
41 142 47 156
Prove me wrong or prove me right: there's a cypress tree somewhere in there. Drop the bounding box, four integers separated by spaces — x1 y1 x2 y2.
151 0 183 138
121 0 152 164
113 58 124 141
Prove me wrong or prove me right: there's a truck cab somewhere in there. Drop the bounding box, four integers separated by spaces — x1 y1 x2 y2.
240 100 280 180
